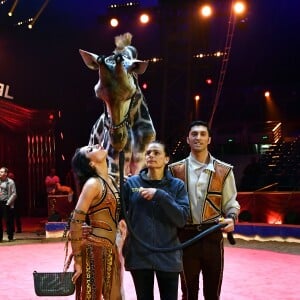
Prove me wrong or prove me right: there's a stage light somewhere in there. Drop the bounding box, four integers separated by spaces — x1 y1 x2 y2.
110 17 119 27
109 2 138 9
139 13 150 24
194 95 200 119
151 57 160 62
27 0 50 29
206 78 212 85
142 82 148 90
233 1 246 15
194 95 200 101
8 0 19 17
267 213 283 224
264 91 270 98
200 5 213 17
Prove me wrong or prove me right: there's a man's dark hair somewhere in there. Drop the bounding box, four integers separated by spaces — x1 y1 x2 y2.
0 167 8 173
188 120 212 137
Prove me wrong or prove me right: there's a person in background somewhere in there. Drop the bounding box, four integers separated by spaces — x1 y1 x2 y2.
0 167 17 242
45 167 73 199
169 120 240 300
67 144 122 299
45 168 60 194
8 172 22 233
122 141 189 300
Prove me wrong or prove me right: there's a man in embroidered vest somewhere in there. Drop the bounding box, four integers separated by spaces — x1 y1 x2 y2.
0 167 17 242
169 120 240 300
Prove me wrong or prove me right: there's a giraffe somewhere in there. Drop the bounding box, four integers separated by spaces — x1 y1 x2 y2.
79 32 156 177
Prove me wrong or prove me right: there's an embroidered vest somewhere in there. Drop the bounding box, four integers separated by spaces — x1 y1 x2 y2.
169 158 231 223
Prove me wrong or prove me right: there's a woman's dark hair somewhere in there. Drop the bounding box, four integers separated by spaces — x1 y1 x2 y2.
71 148 97 189
148 140 170 157
147 140 172 170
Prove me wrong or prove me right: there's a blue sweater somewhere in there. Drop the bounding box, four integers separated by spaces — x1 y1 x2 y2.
122 168 189 272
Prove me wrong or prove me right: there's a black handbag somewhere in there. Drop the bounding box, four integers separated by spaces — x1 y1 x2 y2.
33 271 75 296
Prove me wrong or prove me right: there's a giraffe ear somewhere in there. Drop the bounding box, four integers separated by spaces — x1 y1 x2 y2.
128 60 148 75
79 49 99 70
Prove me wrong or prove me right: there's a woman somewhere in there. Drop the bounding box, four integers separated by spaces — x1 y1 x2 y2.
122 141 189 300
69 144 122 300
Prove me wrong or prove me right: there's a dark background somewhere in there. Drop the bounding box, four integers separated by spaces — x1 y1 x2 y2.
1 0 299 175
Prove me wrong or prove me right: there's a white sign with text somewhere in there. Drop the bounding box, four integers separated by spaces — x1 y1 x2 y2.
0 83 14 100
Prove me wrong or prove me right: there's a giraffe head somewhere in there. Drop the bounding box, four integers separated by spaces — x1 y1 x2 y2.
79 33 148 151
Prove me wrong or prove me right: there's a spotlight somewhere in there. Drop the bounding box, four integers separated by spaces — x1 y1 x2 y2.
206 78 213 85
264 91 270 98
200 5 213 17
27 0 50 29
139 13 150 24
110 17 119 27
8 0 19 17
233 1 246 15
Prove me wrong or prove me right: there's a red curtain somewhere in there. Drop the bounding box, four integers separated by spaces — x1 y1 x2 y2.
0 99 57 216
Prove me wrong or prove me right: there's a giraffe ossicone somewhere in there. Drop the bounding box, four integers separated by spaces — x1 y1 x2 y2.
80 32 156 177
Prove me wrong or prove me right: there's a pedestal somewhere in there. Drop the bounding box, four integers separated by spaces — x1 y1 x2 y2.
45 222 67 238
47 194 74 221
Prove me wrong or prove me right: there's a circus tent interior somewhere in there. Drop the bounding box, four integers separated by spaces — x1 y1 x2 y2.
0 98 57 216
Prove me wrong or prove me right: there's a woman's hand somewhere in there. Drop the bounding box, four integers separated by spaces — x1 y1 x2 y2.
118 219 127 239
72 262 82 284
139 187 157 201
82 224 92 239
